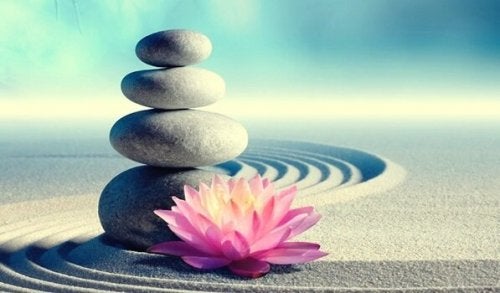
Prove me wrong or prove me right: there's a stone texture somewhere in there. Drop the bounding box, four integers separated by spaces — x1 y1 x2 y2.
121 67 225 109
109 109 248 168
98 166 224 250
136 29 212 67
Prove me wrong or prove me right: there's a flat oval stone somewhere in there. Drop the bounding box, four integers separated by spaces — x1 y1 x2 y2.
136 29 212 67
98 166 224 250
110 109 248 168
121 67 225 109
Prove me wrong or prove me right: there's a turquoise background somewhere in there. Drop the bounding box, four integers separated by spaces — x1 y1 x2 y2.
1 0 499 103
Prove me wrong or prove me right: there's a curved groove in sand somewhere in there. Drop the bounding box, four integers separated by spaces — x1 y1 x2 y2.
0 140 406 292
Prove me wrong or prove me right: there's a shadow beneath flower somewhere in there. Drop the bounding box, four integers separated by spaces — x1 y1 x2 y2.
134 256 200 273
270 264 303 275
133 255 236 278
133 254 304 280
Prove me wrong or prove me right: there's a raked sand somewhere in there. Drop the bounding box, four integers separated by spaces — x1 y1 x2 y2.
0 119 498 292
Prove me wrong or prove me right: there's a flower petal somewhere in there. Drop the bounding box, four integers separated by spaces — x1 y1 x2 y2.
182 256 231 269
157 210 203 241
231 178 253 207
257 248 328 265
171 198 212 233
278 206 314 225
183 185 199 203
252 211 261 233
238 210 261 243
272 185 297 224
251 226 292 254
147 241 204 257
211 174 230 200
172 197 192 217
228 258 271 278
277 185 296 206
275 212 309 232
172 197 209 227
289 211 321 238
248 211 262 241
259 196 275 231
252 213 308 251
249 174 265 195
169 225 214 255
221 199 241 228
198 183 212 209
153 209 177 225
183 185 205 213
260 183 275 203
205 225 223 252
222 231 250 260
157 209 211 238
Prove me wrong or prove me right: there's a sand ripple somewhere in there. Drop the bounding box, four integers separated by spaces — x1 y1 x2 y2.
0 140 408 292
219 140 406 206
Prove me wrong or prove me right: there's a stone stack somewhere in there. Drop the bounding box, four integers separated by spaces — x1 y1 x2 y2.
98 29 248 250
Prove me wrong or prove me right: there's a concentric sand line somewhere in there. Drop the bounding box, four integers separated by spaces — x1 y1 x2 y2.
0 140 409 292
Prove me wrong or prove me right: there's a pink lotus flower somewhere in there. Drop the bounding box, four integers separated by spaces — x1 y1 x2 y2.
148 175 327 278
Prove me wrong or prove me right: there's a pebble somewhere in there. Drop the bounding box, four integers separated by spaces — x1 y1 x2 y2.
109 109 248 168
121 67 225 109
136 29 212 67
98 166 224 250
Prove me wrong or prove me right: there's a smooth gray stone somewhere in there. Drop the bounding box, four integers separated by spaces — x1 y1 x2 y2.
110 109 248 168
98 166 224 250
121 67 225 109
136 29 212 67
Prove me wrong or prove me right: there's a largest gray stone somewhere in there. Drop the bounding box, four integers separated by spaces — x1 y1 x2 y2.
110 109 248 168
121 67 225 109
98 166 223 250
136 29 212 67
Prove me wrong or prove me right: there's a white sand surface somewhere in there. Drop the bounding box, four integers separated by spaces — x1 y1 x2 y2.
0 119 498 292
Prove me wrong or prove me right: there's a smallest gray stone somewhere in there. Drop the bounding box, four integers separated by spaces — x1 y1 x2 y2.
136 29 212 67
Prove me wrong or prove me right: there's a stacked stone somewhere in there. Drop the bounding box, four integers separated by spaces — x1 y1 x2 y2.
98 30 248 250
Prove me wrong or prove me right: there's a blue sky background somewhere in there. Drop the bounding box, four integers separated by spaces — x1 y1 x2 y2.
1 0 499 118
